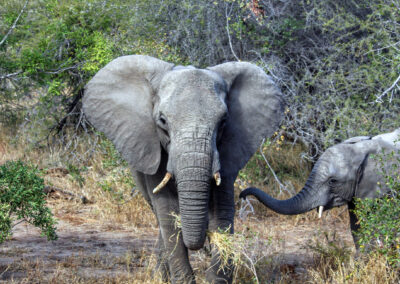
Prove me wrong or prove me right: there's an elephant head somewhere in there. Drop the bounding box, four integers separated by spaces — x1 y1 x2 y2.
240 129 400 218
83 55 283 250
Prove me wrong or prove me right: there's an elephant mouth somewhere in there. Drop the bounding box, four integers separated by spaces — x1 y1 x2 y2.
315 196 349 218
329 195 349 208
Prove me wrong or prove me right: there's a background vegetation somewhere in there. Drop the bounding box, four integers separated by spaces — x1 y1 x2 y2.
1 0 399 156
1 0 399 282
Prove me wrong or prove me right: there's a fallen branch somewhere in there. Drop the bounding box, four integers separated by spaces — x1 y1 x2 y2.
44 167 69 176
43 185 91 204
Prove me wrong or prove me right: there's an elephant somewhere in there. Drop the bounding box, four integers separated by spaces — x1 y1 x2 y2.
82 55 284 283
240 128 400 248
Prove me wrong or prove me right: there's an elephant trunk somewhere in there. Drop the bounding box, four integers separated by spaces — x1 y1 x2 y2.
240 171 322 215
175 130 213 250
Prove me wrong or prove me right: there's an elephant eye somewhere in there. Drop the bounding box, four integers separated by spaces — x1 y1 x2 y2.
158 114 168 129
159 114 166 124
157 114 170 139
329 178 338 186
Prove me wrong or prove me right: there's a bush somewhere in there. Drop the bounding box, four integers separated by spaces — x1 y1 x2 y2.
354 149 400 266
0 160 57 243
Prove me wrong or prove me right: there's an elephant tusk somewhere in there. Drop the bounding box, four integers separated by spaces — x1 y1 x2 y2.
318 206 324 218
153 172 172 194
214 172 221 186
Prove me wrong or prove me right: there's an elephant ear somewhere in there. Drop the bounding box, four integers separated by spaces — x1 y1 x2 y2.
83 55 174 174
372 128 400 149
343 136 371 144
209 62 284 176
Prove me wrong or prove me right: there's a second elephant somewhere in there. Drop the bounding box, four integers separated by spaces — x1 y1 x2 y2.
240 128 400 247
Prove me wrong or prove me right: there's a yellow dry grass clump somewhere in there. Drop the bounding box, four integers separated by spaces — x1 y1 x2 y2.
309 250 400 283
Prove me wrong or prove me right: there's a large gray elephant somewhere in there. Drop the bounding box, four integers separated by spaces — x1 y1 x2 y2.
240 129 400 247
83 55 283 283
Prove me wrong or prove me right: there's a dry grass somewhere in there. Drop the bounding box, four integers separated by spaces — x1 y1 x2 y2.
1 250 165 284
0 125 156 230
1 125 399 283
308 245 400 283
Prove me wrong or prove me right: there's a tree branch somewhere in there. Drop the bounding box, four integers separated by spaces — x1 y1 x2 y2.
0 71 22 80
225 2 240 61
375 73 400 103
259 138 296 196
0 0 29 46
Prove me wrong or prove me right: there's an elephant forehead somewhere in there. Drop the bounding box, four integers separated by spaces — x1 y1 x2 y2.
157 69 227 115
322 146 353 175
160 69 226 94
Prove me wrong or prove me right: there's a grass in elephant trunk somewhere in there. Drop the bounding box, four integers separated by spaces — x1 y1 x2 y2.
207 225 262 282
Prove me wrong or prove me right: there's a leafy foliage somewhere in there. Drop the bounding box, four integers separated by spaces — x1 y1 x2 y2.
1 0 399 162
354 149 400 265
0 160 57 243
0 0 185 140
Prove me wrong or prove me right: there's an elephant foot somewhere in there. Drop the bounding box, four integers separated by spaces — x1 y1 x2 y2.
154 255 196 284
171 272 196 284
205 250 233 284
168 260 196 284
154 256 170 282
153 266 194 284
205 271 233 284
154 232 170 282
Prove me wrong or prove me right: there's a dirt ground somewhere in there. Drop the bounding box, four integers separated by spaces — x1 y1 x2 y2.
0 194 355 283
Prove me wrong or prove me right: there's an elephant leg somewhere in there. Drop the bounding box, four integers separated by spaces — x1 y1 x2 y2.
155 230 170 282
148 179 195 283
133 170 192 282
133 170 170 278
206 182 235 284
155 209 195 284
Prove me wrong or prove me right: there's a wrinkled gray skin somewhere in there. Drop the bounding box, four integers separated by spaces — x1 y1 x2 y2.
83 55 283 283
240 129 400 248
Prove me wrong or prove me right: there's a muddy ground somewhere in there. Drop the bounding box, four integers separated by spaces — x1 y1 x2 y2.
0 194 354 283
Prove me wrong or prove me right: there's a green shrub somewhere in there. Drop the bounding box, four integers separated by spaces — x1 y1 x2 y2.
354 149 400 265
0 160 57 243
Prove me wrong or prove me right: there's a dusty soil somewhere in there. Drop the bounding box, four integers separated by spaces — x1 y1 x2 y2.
0 194 355 283
0 204 158 282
